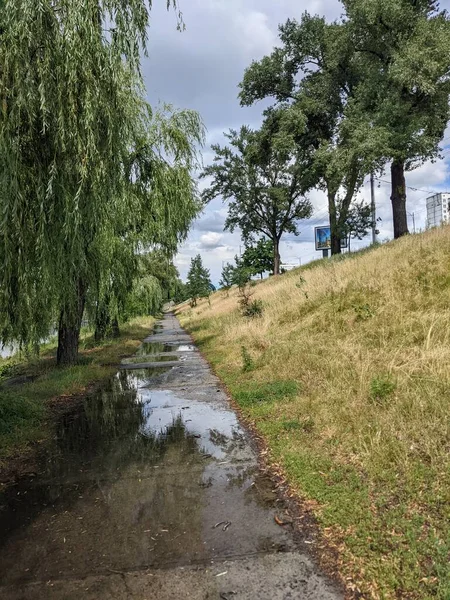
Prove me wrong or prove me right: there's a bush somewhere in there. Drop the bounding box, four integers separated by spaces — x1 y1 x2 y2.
242 299 264 318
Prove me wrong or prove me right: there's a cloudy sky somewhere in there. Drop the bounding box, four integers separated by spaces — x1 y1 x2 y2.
143 0 450 284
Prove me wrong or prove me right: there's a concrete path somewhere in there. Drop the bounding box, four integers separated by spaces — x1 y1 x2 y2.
0 314 343 599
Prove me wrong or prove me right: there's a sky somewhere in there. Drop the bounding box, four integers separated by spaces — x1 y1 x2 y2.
143 0 450 284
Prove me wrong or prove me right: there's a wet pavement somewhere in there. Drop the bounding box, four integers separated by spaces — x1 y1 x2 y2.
0 313 343 599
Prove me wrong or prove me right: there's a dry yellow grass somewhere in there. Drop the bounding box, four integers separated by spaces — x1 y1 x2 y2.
178 227 450 600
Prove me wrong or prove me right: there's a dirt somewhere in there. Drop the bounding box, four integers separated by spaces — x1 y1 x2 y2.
0 314 344 599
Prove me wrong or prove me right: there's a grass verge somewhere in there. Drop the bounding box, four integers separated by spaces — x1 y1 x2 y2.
177 228 450 600
0 316 155 472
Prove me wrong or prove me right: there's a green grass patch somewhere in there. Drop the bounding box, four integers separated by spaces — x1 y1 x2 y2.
230 379 299 407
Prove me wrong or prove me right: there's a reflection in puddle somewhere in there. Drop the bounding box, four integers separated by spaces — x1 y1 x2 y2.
136 342 174 355
140 389 244 459
122 354 179 364
0 321 293 586
136 342 196 355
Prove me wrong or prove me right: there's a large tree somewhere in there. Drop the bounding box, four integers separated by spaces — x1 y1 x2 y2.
343 0 450 238
0 1 203 364
202 110 312 274
239 15 373 255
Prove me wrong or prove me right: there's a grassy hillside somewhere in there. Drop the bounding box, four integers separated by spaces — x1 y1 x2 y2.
177 227 450 600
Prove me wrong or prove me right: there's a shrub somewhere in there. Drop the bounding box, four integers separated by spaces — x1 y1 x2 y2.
242 299 264 318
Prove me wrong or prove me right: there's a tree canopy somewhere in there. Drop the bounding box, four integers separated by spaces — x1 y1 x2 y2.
240 5 450 249
239 14 372 255
342 0 450 238
201 110 312 274
241 239 274 278
186 255 212 307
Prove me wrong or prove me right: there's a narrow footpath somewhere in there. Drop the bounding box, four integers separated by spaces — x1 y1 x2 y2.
0 313 343 599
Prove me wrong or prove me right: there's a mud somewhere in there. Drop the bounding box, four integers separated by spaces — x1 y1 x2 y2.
0 313 343 599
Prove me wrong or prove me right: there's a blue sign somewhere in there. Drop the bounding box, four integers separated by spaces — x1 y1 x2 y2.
315 226 347 251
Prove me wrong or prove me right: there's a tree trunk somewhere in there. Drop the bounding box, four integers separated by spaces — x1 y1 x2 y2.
111 317 120 338
57 279 86 366
94 299 111 342
390 160 409 238
273 239 281 275
328 191 341 256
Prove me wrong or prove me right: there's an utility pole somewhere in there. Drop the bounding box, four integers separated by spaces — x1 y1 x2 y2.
407 211 416 234
370 173 377 244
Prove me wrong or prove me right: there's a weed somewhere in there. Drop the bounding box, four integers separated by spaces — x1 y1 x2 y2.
0 361 19 381
370 374 396 405
241 346 254 372
353 303 374 321
282 419 301 431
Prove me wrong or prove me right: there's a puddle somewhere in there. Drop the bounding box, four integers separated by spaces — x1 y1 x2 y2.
0 319 295 587
177 344 195 352
135 342 175 355
122 354 179 365
136 342 195 355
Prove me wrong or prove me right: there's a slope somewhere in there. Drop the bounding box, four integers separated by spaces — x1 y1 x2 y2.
177 227 450 600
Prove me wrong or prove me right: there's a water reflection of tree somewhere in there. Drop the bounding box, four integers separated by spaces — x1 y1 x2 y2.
0 376 209 578
45 372 199 479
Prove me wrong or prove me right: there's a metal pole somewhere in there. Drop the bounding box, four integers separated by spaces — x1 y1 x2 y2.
370 173 376 244
412 212 416 234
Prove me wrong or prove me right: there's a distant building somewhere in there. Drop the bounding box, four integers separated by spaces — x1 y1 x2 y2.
426 193 450 228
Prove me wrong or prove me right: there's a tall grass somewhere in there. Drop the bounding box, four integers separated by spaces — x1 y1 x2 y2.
178 227 450 600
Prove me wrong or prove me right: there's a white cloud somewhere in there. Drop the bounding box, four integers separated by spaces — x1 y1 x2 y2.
199 231 224 249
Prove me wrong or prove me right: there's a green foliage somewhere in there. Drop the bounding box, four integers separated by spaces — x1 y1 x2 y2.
239 5 450 246
125 275 163 320
241 346 254 373
186 255 212 307
353 303 374 321
239 15 368 255
0 394 44 436
0 360 19 381
201 111 312 274
370 375 396 405
344 200 375 244
241 239 274 278
219 263 235 293
242 299 264 319
341 0 450 237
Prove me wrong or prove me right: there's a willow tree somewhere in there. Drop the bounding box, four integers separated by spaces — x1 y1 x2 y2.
0 1 203 364
89 105 203 341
